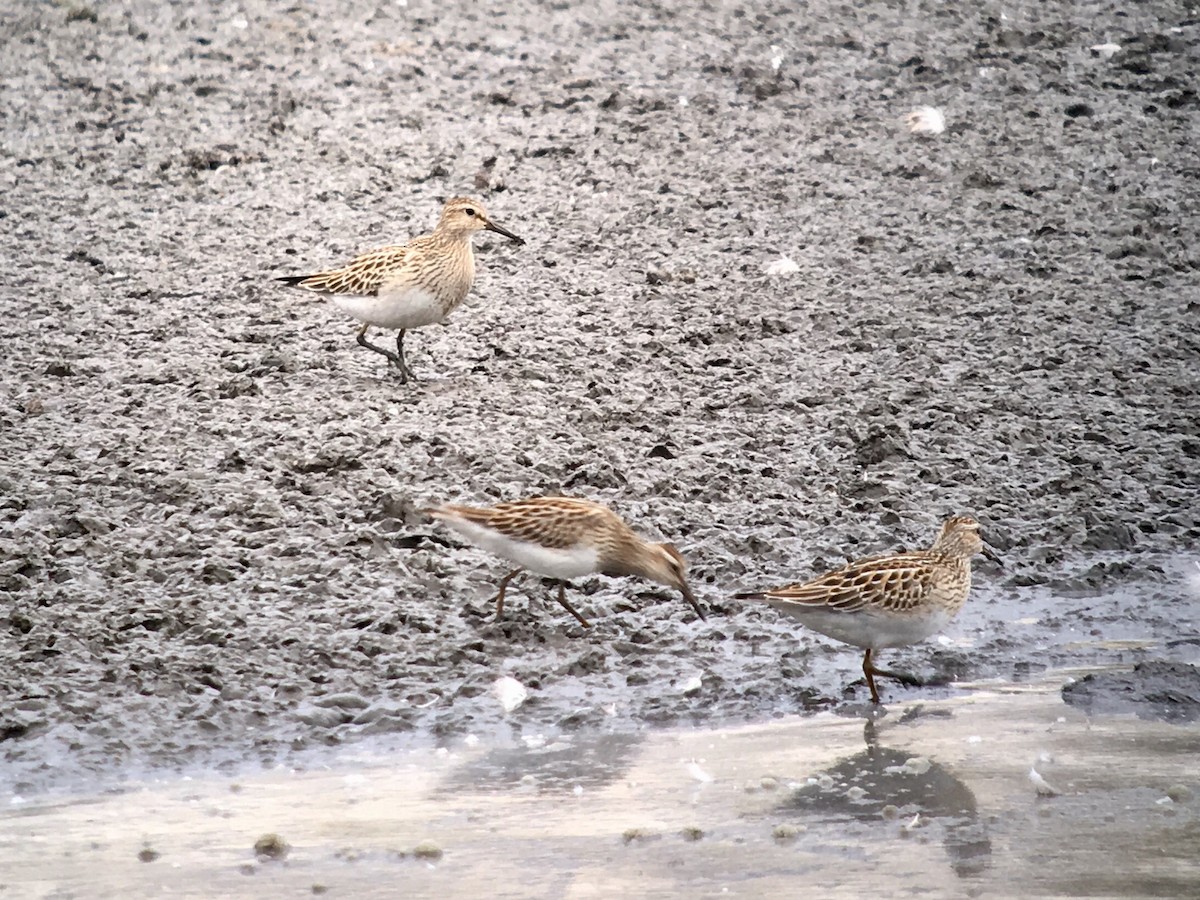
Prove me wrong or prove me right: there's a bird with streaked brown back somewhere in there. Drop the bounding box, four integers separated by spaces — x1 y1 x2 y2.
276 197 523 382
425 496 706 628
735 516 998 704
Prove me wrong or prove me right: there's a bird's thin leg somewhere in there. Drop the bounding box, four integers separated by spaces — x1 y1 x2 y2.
491 569 523 618
395 328 416 381
554 583 591 628
862 649 883 704
356 324 407 381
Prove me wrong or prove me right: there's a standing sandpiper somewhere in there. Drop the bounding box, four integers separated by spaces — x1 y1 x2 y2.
425 497 706 628
735 516 997 704
277 197 523 381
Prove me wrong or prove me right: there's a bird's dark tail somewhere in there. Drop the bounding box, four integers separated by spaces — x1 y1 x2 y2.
732 591 768 600
275 274 311 287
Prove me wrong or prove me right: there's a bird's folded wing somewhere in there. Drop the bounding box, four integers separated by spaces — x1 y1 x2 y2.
756 554 934 614
436 498 611 551
282 244 411 296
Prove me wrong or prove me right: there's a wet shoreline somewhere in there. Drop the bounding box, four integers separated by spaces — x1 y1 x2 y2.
4 672 1198 898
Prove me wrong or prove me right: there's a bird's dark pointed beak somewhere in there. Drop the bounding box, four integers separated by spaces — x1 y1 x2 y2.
484 218 524 245
679 581 707 622
981 543 1001 565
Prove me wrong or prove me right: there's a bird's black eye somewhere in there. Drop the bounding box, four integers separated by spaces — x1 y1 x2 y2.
464 208 476 217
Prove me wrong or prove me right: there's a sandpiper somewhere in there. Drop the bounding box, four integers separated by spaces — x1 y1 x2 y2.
425 496 706 627
735 516 997 704
276 197 523 381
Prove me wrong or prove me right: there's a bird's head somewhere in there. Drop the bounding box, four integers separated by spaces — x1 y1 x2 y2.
438 197 524 245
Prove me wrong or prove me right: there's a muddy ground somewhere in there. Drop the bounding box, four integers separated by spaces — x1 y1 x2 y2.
1 0 1198 794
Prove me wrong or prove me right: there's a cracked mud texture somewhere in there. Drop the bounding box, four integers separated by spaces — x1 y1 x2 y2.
2 0 1198 793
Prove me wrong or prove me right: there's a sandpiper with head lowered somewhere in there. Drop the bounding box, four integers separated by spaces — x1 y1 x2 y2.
735 516 997 704
426 496 706 628
277 196 523 381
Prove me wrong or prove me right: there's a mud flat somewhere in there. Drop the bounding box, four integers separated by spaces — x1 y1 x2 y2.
2 0 1198 797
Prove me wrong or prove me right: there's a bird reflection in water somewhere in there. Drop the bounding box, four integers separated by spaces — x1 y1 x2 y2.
778 712 992 878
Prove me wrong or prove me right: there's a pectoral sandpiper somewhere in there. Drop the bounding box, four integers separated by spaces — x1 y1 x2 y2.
426 497 706 628
277 197 523 381
735 516 997 704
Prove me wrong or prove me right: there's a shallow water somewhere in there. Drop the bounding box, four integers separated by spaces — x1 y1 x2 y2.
3 673 1197 899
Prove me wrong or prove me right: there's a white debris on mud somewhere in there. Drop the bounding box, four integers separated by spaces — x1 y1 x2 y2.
763 255 800 276
493 677 529 714
905 105 946 135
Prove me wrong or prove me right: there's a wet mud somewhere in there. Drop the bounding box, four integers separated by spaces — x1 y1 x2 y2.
1063 660 1200 722
1 0 1199 793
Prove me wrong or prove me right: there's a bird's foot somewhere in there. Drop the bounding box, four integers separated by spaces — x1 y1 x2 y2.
870 667 926 688
388 358 414 383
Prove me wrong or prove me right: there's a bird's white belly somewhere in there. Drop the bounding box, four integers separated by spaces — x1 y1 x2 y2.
331 287 447 330
768 605 952 651
445 520 600 580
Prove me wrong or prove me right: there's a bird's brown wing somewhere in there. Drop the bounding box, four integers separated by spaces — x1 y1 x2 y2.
431 498 616 550
277 243 413 296
738 552 936 614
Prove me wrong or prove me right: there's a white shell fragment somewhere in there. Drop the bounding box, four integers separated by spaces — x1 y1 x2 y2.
1186 561 1200 598
904 757 932 775
1029 766 1060 797
885 755 935 776
1090 43 1121 59
686 761 714 783
764 255 800 276
492 676 528 714
906 106 946 135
